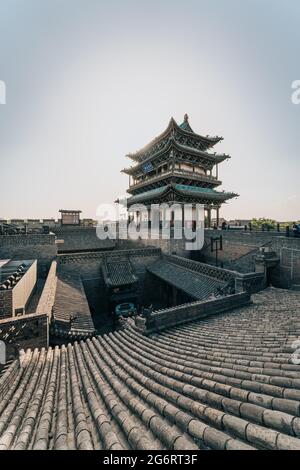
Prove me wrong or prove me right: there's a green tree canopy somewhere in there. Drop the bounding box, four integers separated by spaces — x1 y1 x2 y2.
251 218 276 230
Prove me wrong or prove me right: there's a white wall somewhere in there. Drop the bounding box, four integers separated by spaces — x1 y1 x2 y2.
12 261 37 315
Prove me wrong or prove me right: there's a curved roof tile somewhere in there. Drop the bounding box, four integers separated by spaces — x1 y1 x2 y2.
0 288 300 449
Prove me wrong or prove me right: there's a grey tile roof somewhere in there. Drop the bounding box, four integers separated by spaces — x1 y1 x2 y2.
147 259 227 300
52 268 95 337
0 287 300 450
102 258 138 287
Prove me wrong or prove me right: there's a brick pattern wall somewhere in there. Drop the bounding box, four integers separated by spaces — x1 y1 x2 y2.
235 272 266 294
270 238 300 288
0 313 48 359
0 234 57 272
205 229 282 244
135 291 251 334
0 234 56 247
198 230 290 275
224 249 258 272
58 248 161 265
0 290 13 320
117 237 190 258
198 230 300 289
164 254 236 282
53 226 115 252
199 230 271 272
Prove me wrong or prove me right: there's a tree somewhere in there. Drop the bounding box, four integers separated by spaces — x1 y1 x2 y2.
251 218 276 230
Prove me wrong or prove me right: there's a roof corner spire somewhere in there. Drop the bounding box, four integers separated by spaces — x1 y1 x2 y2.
179 113 193 133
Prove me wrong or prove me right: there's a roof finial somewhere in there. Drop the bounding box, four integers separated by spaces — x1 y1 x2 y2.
184 113 189 122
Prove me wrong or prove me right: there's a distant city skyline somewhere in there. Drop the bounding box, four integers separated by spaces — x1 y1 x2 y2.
0 0 299 221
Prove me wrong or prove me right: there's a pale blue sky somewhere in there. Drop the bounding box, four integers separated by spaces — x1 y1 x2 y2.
0 0 299 221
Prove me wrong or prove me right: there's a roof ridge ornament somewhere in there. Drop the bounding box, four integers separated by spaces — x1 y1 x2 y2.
184 113 189 122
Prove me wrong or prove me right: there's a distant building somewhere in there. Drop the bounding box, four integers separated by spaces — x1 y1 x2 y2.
121 114 238 227
228 219 251 227
59 209 82 226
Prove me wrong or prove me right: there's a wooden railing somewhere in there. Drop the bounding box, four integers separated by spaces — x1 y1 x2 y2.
130 169 220 191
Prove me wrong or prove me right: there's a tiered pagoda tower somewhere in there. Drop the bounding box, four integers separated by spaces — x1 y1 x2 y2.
122 115 238 227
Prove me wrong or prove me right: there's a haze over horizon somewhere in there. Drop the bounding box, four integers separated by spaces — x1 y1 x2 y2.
0 0 300 221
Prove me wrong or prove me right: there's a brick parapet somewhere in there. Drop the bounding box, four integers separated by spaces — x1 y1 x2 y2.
135 291 251 334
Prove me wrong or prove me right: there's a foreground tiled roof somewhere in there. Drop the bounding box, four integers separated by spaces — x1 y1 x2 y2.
147 259 229 300
0 288 300 450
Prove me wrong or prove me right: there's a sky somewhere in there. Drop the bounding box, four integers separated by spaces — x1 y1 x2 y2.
0 0 299 221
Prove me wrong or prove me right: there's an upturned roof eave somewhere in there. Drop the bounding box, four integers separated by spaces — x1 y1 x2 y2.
126 117 176 161
126 117 223 161
122 139 229 175
174 187 239 202
125 185 239 205
127 173 222 194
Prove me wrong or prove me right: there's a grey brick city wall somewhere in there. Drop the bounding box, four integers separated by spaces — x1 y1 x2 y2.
234 272 266 294
269 238 300 288
58 248 161 266
117 237 190 258
52 226 115 253
0 234 56 247
0 234 57 273
199 230 300 289
199 230 274 271
117 229 283 265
